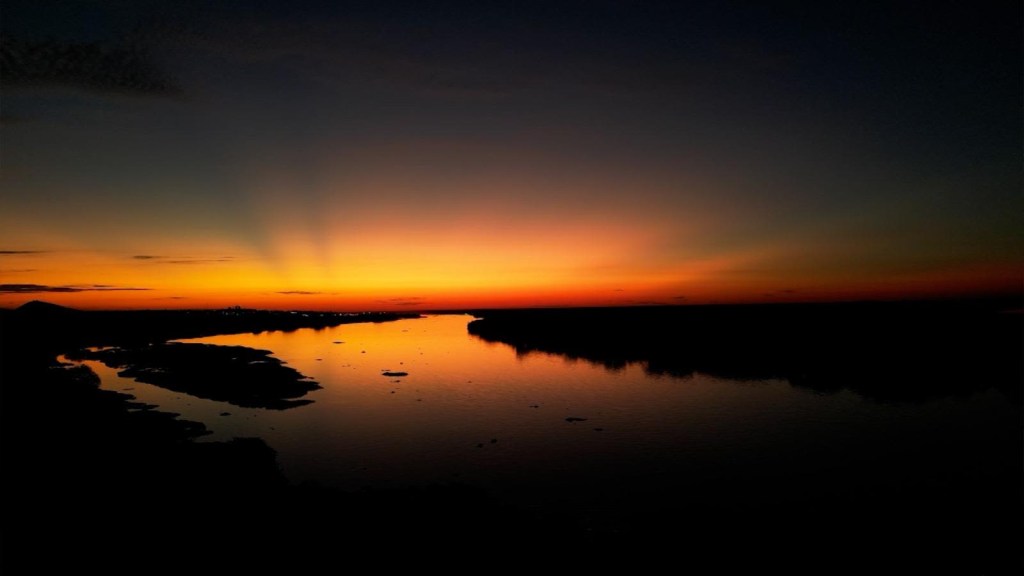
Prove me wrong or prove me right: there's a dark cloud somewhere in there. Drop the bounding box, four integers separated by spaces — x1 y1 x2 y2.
0 269 37 273
672 295 687 300
627 300 669 306
378 297 426 307
0 250 45 255
131 255 236 264
0 284 77 293
1 37 177 94
0 283 150 293
165 258 235 264
277 291 321 295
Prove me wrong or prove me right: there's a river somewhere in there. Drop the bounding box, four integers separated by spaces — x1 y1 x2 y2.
76 313 1019 526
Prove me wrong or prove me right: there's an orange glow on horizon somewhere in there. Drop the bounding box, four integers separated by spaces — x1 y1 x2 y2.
2 201 1019 311
1 249 1017 312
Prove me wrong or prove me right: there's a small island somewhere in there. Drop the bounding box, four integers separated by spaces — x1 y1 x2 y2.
69 343 322 410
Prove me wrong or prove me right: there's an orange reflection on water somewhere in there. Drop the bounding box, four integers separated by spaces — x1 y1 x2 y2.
178 314 814 495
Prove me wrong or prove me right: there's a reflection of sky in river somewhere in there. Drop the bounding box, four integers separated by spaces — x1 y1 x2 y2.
80 315 1018 512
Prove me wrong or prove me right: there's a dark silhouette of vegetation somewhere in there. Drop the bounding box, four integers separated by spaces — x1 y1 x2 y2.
4 300 416 353
468 299 1022 403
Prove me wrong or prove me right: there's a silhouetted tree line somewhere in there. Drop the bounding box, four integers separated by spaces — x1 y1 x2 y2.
468 299 1022 403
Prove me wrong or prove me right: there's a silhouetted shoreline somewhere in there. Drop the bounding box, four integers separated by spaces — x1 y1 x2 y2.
67 343 323 409
468 298 1023 404
2 300 419 360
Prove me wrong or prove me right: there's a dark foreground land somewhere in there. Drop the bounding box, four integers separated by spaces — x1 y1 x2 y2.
2 299 1022 572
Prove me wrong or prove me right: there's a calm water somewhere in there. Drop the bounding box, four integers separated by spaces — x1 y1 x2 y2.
76 314 1019 514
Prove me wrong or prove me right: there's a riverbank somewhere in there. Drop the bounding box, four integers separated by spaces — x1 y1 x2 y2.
1 300 418 358
468 298 1023 403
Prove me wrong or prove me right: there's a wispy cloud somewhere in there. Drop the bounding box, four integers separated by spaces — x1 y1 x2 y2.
0 269 38 273
0 250 46 255
131 255 236 264
763 289 799 298
166 258 235 265
0 284 151 293
277 290 322 295
626 299 669 306
377 297 427 307
1 37 178 95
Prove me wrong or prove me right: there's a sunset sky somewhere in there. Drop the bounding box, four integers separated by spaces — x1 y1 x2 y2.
2 1 1020 310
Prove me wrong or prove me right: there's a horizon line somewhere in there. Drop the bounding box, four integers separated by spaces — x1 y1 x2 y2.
5 293 1020 315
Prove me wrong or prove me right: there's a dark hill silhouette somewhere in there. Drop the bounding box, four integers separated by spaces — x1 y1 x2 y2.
15 299 80 314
